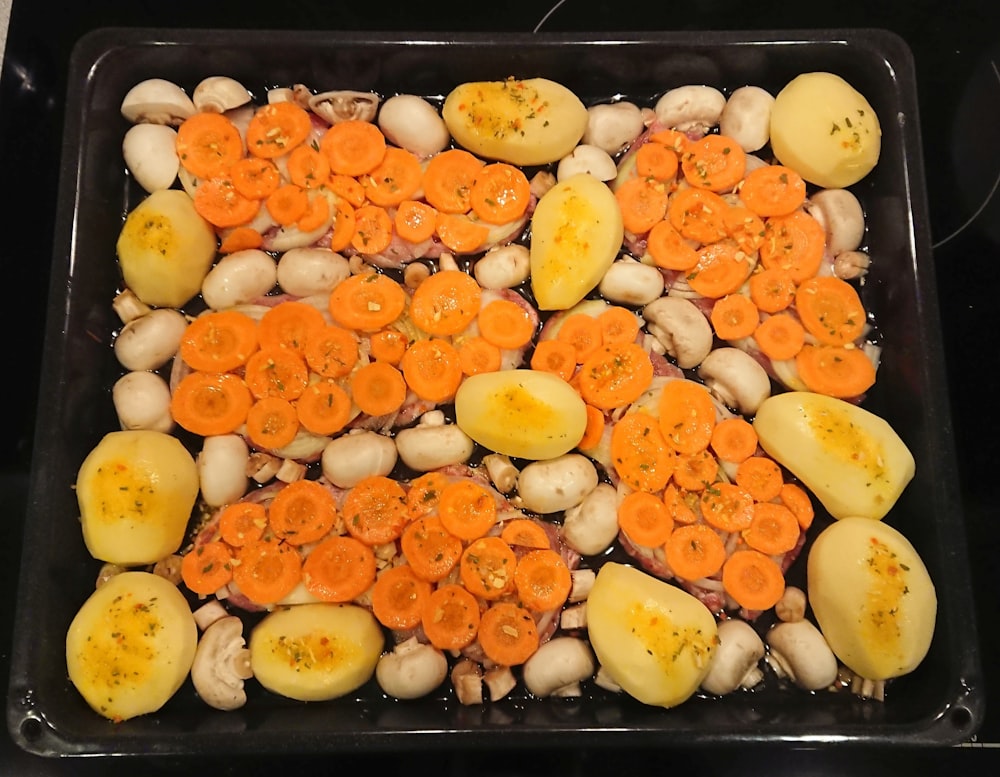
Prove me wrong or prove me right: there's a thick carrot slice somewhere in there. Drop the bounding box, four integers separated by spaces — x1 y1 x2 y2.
193 177 261 228
230 157 282 199
232 539 303 605
734 455 784 502
748 267 797 313
170 371 253 436
680 133 746 192
610 411 675 493
667 186 729 244
618 490 675 547
243 346 309 401
636 141 680 182
722 549 785 611
794 344 876 398
362 146 424 207
342 475 409 546
794 275 867 346
219 225 264 254
457 335 503 376
181 540 234 596
615 176 670 235
437 479 498 541
296 378 353 436
597 306 641 346
724 205 767 255
401 514 463 581
662 483 699 526
459 536 517 600
350 361 407 417
258 300 326 355
648 127 690 155
328 272 407 332
779 482 815 530
529 339 577 381
710 293 760 341
370 563 432 630
513 549 572 613
699 482 755 533
478 602 539 667
500 519 551 550
329 173 367 207
405 472 450 522
664 523 727 581
369 328 410 365
739 164 807 217
320 119 387 176
302 534 377 603
470 163 531 225
394 199 438 244
399 338 463 403
421 583 481 651
743 502 800 555
577 342 654 411
556 313 604 363
176 112 244 179
246 395 300 450
327 198 357 253
287 144 331 190
754 313 806 361
218 501 268 548
268 478 339 546
422 148 484 214
477 298 536 350
435 212 490 254
709 417 759 463
409 269 483 336
303 324 359 379
646 219 701 271
759 209 825 283
687 238 754 299
246 101 313 159
180 310 259 372
671 448 719 492
351 204 394 255
658 379 716 455
578 404 606 451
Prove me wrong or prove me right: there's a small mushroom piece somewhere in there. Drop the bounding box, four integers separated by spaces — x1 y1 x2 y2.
522 637 596 698
582 101 646 155
805 189 866 256
483 665 518 702
700 619 765 696
193 76 253 114
775 586 807 623
451 658 484 705
654 85 726 135
765 619 839 692
556 144 618 182
697 347 772 416
642 295 714 369
833 250 871 281
375 637 448 700
122 124 180 193
308 90 380 124
190 615 254 711
120 78 196 126
482 452 519 494
719 85 775 153
378 94 450 157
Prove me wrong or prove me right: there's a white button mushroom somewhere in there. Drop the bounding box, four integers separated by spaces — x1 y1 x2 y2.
321 430 398 488
120 78 196 126
642 295 715 369
516 454 599 515
774 586 808 623
473 244 531 290
375 637 449 700
192 76 253 114
697 346 772 416
197 434 251 508
112 371 174 433
556 144 618 182
522 637 596 698
122 124 180 193
394 412 475 472
113 307 189 372
276 247 351 297
654 85 726 135
378 94 451 158
561 482 620 556
805 188 867 256
598 257 665 306
719 85 776 153
700 618 765 696
190 615 254 711
201 249 278 310
765 619 839 692
582 101 646 155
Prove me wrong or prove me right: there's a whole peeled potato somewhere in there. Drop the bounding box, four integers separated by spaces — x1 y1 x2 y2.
117 189 218 307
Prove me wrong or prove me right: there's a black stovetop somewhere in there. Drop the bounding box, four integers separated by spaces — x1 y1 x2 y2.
2 0 998 773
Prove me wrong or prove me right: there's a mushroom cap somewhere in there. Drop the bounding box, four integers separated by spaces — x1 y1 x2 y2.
120 78 196 126
642 295 714 369
582 101 645 155
522 637 596 698
193 76 253 113
700 618 765 696
765 619 839 691
697 346 772 415
190 615 253 711
557 144 618 182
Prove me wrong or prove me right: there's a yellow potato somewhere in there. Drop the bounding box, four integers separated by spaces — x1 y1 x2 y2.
76 430 200 565
66 571 197 721
454 368 587 460
769 71 881 188
753 392 914 520
249 603 383 702
442 77 588 166
116 188 218 307
530 173 624 311
586 562 718 708
808 517 937 680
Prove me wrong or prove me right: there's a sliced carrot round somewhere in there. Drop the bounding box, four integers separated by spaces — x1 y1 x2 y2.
680 133 746 193
734 455 784 503
230 157 282 199
687 238 753 299
794 344 876 398
699 482 755 533
722 549 785 611
243 346 309 401
319 119 387 176
218 501 267 548
296 378 353 436
246 101 313 159
754 313 806 361
576 342 655 411
405 472 451 522
470 162 531 224
170 371 253 436
739 164 807 217
667 186 729 244
409 269 482 336
179 310 259 373
646 219 701 271
258 300 326 356
328 272 407 332
615 176 670 235
664 523 727 581
794 275 867 346
478 602 539 667
302 534 377 603
362 146 424 207
246 395 300 451
617 489 675 547
303 324 359 379
176 112 244 179
399 338 463 403
232 539 302 605
610 411 675 493
350 361 407 418
710 293 760 341
529 339 577 382
181 541 234 596
513 549 572 613
342 475 409 546
193 177 261 228
748 267 797 313
671 448 719 492
658 379 716 455
421 583 481 651
459 536 517 600
400 514 463 582
267 478 338 546
351 204 394 255
759 209 825 283
478 297 536 350
370 564 432 630
709 417 759 463
437 479 498 541
743 502 800 555
422 148 484 214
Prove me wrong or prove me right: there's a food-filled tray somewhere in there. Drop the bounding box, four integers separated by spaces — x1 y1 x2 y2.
6 27 984 756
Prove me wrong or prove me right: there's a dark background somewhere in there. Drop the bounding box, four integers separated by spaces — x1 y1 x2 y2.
2 0 998 773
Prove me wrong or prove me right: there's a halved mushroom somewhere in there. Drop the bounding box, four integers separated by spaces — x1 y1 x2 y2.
556 144 618 182
190 615 254 711
697 347 772 415
642 295 714 369
700 618 765 696
122 124 180 193
804 189 866 256
522 637 596 698
309 90 380 124
193 76 253 114
765 619 839 692
120 78 196 126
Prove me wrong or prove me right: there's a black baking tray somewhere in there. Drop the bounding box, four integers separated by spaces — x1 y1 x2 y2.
5 27 985 756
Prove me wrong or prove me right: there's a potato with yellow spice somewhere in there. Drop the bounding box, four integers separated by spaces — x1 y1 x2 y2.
442 77 588 167
66 571 198 721
76 430 200 566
